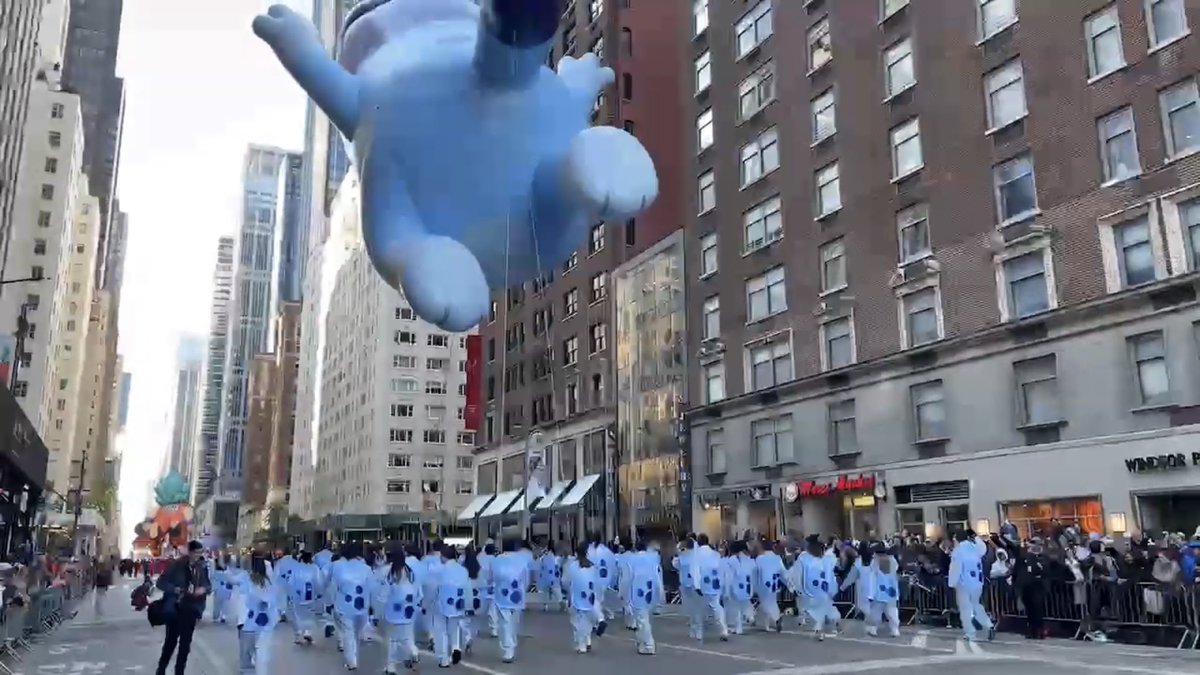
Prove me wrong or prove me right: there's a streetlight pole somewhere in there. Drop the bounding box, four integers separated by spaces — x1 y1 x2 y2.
71 448 88 555
521 430 543 541
8 302 31 390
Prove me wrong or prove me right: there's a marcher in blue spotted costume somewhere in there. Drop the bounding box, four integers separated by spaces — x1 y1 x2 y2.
949 530 994 642
754 541 786 632
287 551 320 644
796 538 840 640
332 543 374 670
537 543 564 611
722 540 755 636
690 534 729 642
381 546 422 674
433 543 470 668
211 554 232 623
586 535 618 621
235 555 277 675
866 546 901 638
565 543 603 654
626 539 662 655
490 540 529 663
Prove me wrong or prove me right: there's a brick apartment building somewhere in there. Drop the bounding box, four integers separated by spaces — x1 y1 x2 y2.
470 0 689 541
687 0 1200 541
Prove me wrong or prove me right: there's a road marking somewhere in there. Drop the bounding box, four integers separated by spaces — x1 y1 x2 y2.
777 628 953 654
192 630 233 674
618 637 795 666
910 630 928 649
418 650 509 675
740 653 1010 675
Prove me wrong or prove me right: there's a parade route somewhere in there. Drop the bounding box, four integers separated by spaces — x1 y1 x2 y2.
10 586 1200 675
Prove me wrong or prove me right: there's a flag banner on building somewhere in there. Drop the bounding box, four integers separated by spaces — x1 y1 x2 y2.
0 334 14 385
526 440 547 501
464 335 482 431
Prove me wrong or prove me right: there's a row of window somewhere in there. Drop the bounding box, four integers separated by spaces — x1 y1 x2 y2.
390 354 467 372
385 479 473 495
389 377 466 396
706 325 1176 471
386 453 474 470
387 428 475 446
393 330 457 348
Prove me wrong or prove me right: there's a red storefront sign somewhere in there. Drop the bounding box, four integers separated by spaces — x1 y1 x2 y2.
464 335 482 432
797 473 875 498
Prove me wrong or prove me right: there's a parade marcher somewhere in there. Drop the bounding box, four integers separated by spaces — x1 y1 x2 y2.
421 542 446 650
795 537 839 640
274 549 296 623
537 543 563 611
234 555 278 675
288 551 320 644
320 552 343 640
491 539 529 663
627 539 662 655
673 536 701 640
460 546 484 653
722 540 755 636
565 543 601 654
211 555 232 623
332 544 374 670
478 542 499 637
155 541 209 675
381 546 422 674
866 545 901 638
948 530 994 642
367 545 390 642
588 535 618 621
840 544 874 625
691 534 729 642
433 543 469 668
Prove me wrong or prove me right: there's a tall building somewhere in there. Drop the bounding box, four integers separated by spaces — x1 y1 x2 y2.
266 302 301 511
166 336 204 483
273 153 305 310
217 145 297 497
469 0 689 540
685 0 1200 540
192 235 235 504
62 0 126 288
115 370 131 431
242 353 277 513
72 288 114 497
0 0 42 278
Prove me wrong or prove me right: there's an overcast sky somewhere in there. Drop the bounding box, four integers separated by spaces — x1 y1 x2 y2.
114 0 307 550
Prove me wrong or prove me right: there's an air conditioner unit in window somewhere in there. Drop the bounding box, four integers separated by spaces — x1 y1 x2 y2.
742 237 765 255
765 229 783 244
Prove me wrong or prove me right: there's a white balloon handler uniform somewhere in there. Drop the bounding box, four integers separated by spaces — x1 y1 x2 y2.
274 555 296 621
332 557 374 669
616 551 636 630
722 551 755 636
565 560 602 653
381 571 423 674
753 549 786 631
211 565 235 623
536 552 564 611
489 551 530 663
588 543 620 621
287 561 321 643
690 542 729 642
865 554 902 638
949 536 994 642
791 550 841 640
476 552 498 637
627 549 663 655
839 556 874 622
433 556 471 667
232 577 278 675
313 549 336 637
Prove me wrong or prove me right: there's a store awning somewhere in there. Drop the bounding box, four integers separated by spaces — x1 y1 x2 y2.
478 489 522 518
456 494 496 522
554 474 601 510
534 481 573 511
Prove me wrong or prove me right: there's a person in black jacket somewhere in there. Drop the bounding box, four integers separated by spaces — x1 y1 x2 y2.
1014 539 1049 640
155 542 210 675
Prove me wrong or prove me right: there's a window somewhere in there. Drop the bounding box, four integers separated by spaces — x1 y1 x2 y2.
426 357 448 370
702 296 720 340
735 1 773 58
427 334 449 347
1160 78 1200 157
387 480 411 494
883 0 909 20
697 171 716 214
389 429 413 443
1098 106 1141 182
693 0 709 36
884 37 915 97
590 272 607 302
589 323 607 353
11 382 26 398
48 131 61 148
563 336 579 366
911 381 947 441
25 294 39 311
1184 200 1200 269
37 211 51 228
391 403 415 417
395 330 416 345
812 89 836 143
1147 0 1188 48
890 118 923 179
993 154 1038 225
1014 355 1060 426
394 354 416 368
984 60 1026 130
695 51 711 93
751 415 793 466
33 239 46 255
1003 252 1051 319
425 380 446 395
743 196 782 252
699 233 718 276
589 222 605 254
1115 217 1156 287
564 288 578 315
66 320 76 332
423 455 445 469
388 453 411 468
424 430 446 444
30 266 44 281
1085 5 1125 79
40 184 54 200
395 307 415 320
1129 332 1170 406
978 0 1017 39
456 456 473 470
707 429 726 474
897 203 931 263
738 62 776 121
808 17 832 72
749 341 792 391
739 128 779 187
819 239 846 293
697 109 714 151
822 317 854 370
903 288 941 347
44 158 58 174
50 103 64 119
816 163 841 217
704 363 726 402
829 400 858 456
746 266 786 321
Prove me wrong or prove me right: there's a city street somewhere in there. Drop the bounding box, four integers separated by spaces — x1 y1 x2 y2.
11 585 1200 675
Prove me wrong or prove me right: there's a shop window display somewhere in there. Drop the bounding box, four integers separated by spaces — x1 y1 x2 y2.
1002 496 1103 539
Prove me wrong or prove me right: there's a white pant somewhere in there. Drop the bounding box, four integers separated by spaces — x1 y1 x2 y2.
495 606 521 661
213 593 230 622
541 582 563 609
289 603 316 638
460 613 476 648
602 586 619 620
93 587 107 616
485 599 499 637
756 591 780 630
631 605 655 653
954 585 993 640
432 614 463 666
338 613 369 668
238 630 272 675
804 595 840 633
724 597 751 635
386 622 418 672
696 592 728 640
868 601 900 636
570 608 595 652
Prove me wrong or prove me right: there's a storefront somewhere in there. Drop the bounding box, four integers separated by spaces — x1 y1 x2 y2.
879 426 1200 539
781 472 885 541
695 483 779 541
0 386 46 558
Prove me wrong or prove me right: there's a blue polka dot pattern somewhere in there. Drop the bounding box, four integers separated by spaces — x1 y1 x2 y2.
473 598 481 610
457 588 464 597
353 597 365 610
404 606 415 619
712 578 721 590
393 603 402 612
599 568 608 578
588 581 594 590
579 591 587 599
446 598 454 606
887 586 897 598
511 591 522 604
636 589 644 597
344 595 351 602
356 585 363 594
455 599 465 611
225 583 233 590
588 593 595 604
405 594 414 602
819 571 826 579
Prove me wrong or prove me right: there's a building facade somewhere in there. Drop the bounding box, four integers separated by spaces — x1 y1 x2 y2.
218 145 296 497
243 353 277 512
0 0 42 278
685 0 1200 541
273 153 305 309
192 235 235 504
471 0 689 541
166 336 204 483
266 301 301 510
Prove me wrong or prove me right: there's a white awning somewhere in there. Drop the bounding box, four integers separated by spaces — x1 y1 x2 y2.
533 481 573 511
456 494 495 522
478 489 522 518
505 489 534 514
554 474 601 509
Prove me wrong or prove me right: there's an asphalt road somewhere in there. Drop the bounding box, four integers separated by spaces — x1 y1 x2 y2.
10 582 1200 675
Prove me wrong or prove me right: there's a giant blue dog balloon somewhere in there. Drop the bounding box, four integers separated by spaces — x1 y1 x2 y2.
253 0 658 331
